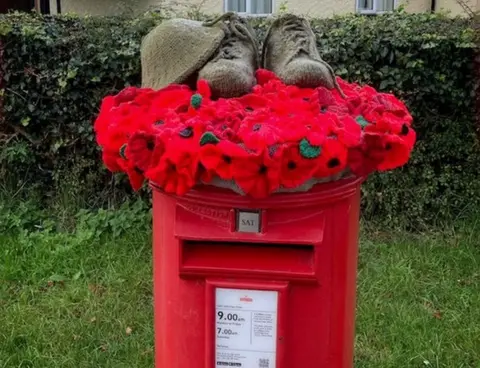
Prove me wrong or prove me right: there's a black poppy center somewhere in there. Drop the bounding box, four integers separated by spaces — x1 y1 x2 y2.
179 127 193 138
154 120 164 126
401 124 409 135
245 106 254 112
134 167 143 175
222 155 232 164
253 124 262 132
327 158 341 168
303 97 310 101
287 161 297 170
385 143 392 151
146 139 155 151
320 105 328 113
258 165 268 174
268 145 278 157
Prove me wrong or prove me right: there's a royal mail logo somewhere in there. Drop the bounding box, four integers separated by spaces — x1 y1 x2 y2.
240 296 253 303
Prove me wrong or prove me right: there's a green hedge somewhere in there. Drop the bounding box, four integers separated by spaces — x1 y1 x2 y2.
0 10 478 227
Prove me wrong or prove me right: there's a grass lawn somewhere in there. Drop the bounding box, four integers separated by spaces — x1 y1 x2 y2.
1 212 479 367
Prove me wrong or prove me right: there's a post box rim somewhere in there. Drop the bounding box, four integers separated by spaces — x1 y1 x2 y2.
150 176 365 208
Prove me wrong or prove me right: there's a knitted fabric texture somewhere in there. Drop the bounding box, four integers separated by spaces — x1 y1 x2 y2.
203 171 351 195
198 12 260 98
262 14 345 97
140 18 225 90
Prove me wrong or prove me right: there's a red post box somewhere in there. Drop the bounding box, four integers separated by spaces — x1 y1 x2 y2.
151 176 363 368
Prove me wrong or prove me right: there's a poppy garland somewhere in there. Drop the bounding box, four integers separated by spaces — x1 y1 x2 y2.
93 69 416 198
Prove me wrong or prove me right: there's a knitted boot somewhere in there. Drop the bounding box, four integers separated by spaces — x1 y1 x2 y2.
199 12 260 99
262 14 345 97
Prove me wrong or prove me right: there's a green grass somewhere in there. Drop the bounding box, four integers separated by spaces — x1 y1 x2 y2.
0 230 154 368
355 227 480 368
1 207 479 367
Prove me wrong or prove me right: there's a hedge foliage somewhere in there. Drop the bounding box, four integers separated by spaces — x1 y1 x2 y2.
0 10 478 227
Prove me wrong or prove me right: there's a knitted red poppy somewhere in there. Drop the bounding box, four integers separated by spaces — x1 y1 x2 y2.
315 138 349 178
145 137 199 195
238 115 282 151
279 144 320 189
255 69 279 85
347 147 378 177
127 131 157 172
102 150 122 173
93 71 416 197
117 157 145 191
377 134 412 171
199 140 249 180
232 148 281 198
114 86 144 105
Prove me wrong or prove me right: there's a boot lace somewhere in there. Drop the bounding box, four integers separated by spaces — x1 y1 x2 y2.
262 14 346 98
203 12 259 66
281 14 313 56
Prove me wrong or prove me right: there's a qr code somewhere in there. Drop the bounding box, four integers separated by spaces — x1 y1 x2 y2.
258 358 269 368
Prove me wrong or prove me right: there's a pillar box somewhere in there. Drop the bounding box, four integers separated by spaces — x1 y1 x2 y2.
92 42 415 368
151 176 363 368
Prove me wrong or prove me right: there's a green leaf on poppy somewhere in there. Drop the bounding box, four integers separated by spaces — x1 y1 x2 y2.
199 132 219 146
299 138 321 159
119 144 127 159
191 93 202 109
356 115 369 129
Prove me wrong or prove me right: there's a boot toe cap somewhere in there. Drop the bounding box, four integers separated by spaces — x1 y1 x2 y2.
198 61 256 98
279 59 335 89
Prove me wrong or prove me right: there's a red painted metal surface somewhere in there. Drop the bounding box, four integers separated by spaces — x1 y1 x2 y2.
151 177 363 368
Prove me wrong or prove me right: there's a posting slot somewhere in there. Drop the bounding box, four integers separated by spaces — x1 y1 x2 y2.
179 240 317 282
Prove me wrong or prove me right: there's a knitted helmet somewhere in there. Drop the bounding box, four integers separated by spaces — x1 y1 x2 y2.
140 18 225 90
